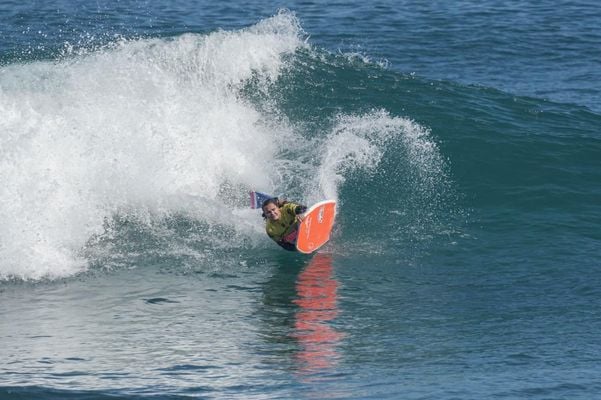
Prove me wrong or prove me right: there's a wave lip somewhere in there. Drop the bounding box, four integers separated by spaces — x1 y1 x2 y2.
314 110 445 201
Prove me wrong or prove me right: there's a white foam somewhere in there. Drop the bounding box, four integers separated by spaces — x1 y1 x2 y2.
0 11 305 280
0 11 447 280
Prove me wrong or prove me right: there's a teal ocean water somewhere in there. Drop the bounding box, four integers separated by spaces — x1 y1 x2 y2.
1 2 600 399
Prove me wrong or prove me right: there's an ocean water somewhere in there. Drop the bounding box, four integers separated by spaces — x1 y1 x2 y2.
1 2 600 399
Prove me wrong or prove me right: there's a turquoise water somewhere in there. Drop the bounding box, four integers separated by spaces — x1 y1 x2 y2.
1 2 601 399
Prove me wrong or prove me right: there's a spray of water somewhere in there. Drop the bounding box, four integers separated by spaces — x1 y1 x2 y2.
0 11 448 280
0 12 307 279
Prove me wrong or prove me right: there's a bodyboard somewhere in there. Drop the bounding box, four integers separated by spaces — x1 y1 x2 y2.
296 200 337 254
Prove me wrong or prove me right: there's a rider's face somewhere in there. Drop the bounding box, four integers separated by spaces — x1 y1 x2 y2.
263 203 281 221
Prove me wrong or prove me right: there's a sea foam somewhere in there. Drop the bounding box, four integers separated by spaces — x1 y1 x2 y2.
0 11 446 280
0 12 305 280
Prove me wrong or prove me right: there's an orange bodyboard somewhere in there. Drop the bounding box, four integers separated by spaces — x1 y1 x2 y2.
296 200 337 254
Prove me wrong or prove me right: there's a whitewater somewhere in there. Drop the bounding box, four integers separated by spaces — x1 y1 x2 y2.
0 11 445 280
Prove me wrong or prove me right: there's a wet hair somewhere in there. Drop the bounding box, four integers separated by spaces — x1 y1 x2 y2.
261 198 279 209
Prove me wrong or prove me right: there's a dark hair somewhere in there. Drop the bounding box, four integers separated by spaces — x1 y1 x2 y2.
261 197 279 209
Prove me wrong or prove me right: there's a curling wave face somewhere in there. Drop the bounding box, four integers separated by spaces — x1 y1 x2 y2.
0 11 449 280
